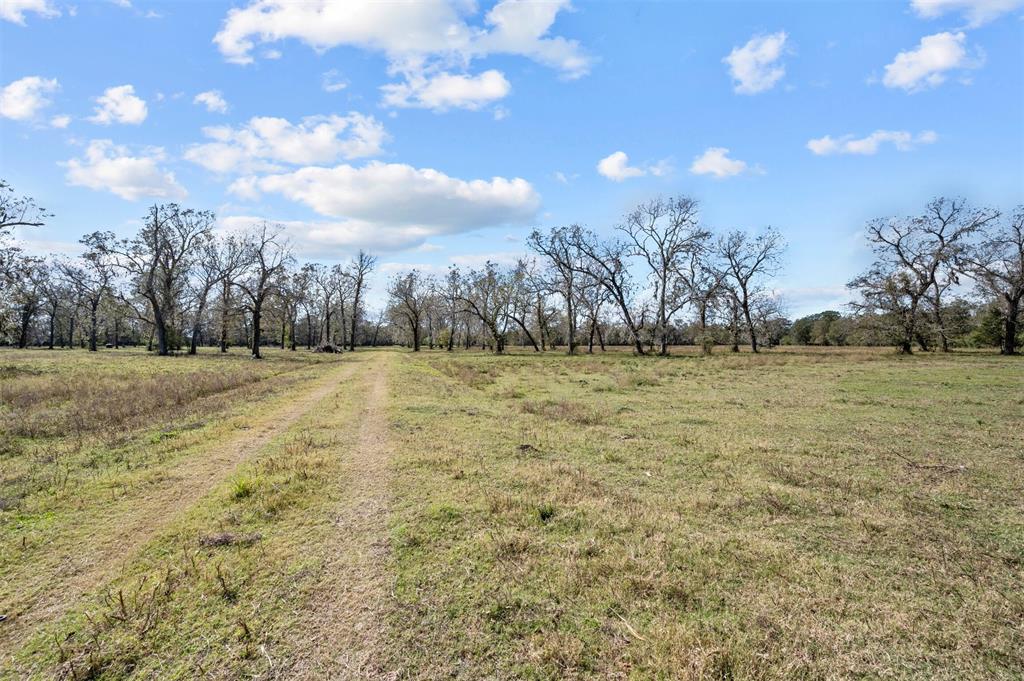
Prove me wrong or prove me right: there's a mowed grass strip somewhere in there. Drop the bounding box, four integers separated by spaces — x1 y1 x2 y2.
382 348 1024 679
4 351 379 679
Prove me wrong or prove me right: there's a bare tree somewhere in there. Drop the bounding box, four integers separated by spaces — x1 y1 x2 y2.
457 262 519 354
388 269 430 351
566 225 647 354
1 180 51 288
90 205 213 356
849 199 995 353
528 226 583 354
235 223 292 359
717 228 785 353
346 250 377 351
918 198 999 351
960 206 1024 355
187 234 243 355
677 248 726 354
620 196 710 355
59 243 114 352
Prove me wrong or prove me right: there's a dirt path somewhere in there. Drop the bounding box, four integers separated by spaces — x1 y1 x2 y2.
284 351 396 679
0 358 359 653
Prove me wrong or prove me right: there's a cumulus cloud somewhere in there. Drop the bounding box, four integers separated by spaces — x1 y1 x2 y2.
882 32 980 92
381 69 511 111
0 76 58 120
193 90 228 113
597 152 643 182
50 113 71 128
689 147 750 178
184 113 387 174
911 0 1024 27
213 0 588 111
0 0 59 24
89 84 148 125
221 162 539 251
723 31 788 94
807 130 938 155
63 140 187 201
596 151 671 182
214 0 588 74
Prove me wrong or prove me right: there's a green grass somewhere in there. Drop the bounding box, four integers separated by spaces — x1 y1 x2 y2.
1 346 1021 679
382 347 1024 679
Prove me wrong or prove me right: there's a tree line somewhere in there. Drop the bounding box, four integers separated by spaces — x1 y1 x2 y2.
384 196 1022 356
1 182 379 357
3 180 1021 356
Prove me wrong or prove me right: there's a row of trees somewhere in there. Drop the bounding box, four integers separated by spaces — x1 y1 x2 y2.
386 196 787 356
1 183 379 357
384 195 1022 357
4 181 1020 356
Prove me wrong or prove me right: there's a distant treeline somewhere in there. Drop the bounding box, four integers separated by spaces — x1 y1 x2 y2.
2 181 1021 356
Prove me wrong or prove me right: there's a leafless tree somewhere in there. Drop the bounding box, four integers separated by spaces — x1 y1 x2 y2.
1 180 51 294
960 206 1024 355
717 228 785 353
235 222 292 359
188 234 244 355
528 226 583 354
677 248 726 354
620 196 710 355
346 250 377 351
565 225 646 354
457 262 519 354
59 243 114 352
89 205 213 355
388 269 430 351
849 199 996 353
918 198 999 351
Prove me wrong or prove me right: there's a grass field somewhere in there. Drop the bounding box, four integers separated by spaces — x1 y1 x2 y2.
1 346 1022 679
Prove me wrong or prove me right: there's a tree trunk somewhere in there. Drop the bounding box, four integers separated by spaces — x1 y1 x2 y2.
89 302 98 352
251 303 263 359
349 288 361 351
1003 296 1020 355
412 319 421 352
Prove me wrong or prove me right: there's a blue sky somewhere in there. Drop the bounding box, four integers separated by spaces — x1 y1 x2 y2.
2 0 1022 315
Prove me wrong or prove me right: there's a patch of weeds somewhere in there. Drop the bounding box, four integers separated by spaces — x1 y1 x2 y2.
230 476 259 500
537 503 556 523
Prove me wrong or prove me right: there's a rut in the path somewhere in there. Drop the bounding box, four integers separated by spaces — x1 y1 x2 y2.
284 351 395 680
0 359 359 653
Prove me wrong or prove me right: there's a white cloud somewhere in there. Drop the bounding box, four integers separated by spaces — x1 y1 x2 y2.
689 147 750 178
213 0 588 113
0 76 59 120
807 130 938 155
50 114 71 128
381 69 511 111
88 84 148 125
214 0 588 74
227 161 539 251
193 89 228 113
911 0 1024 27
723 31 788 94
321 69 348 93
882 32 980 92
185 113 387 174
0 0 59 24
63 139 187 201
596 151 643 181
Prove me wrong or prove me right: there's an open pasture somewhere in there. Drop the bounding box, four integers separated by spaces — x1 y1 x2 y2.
0 346 1021 679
